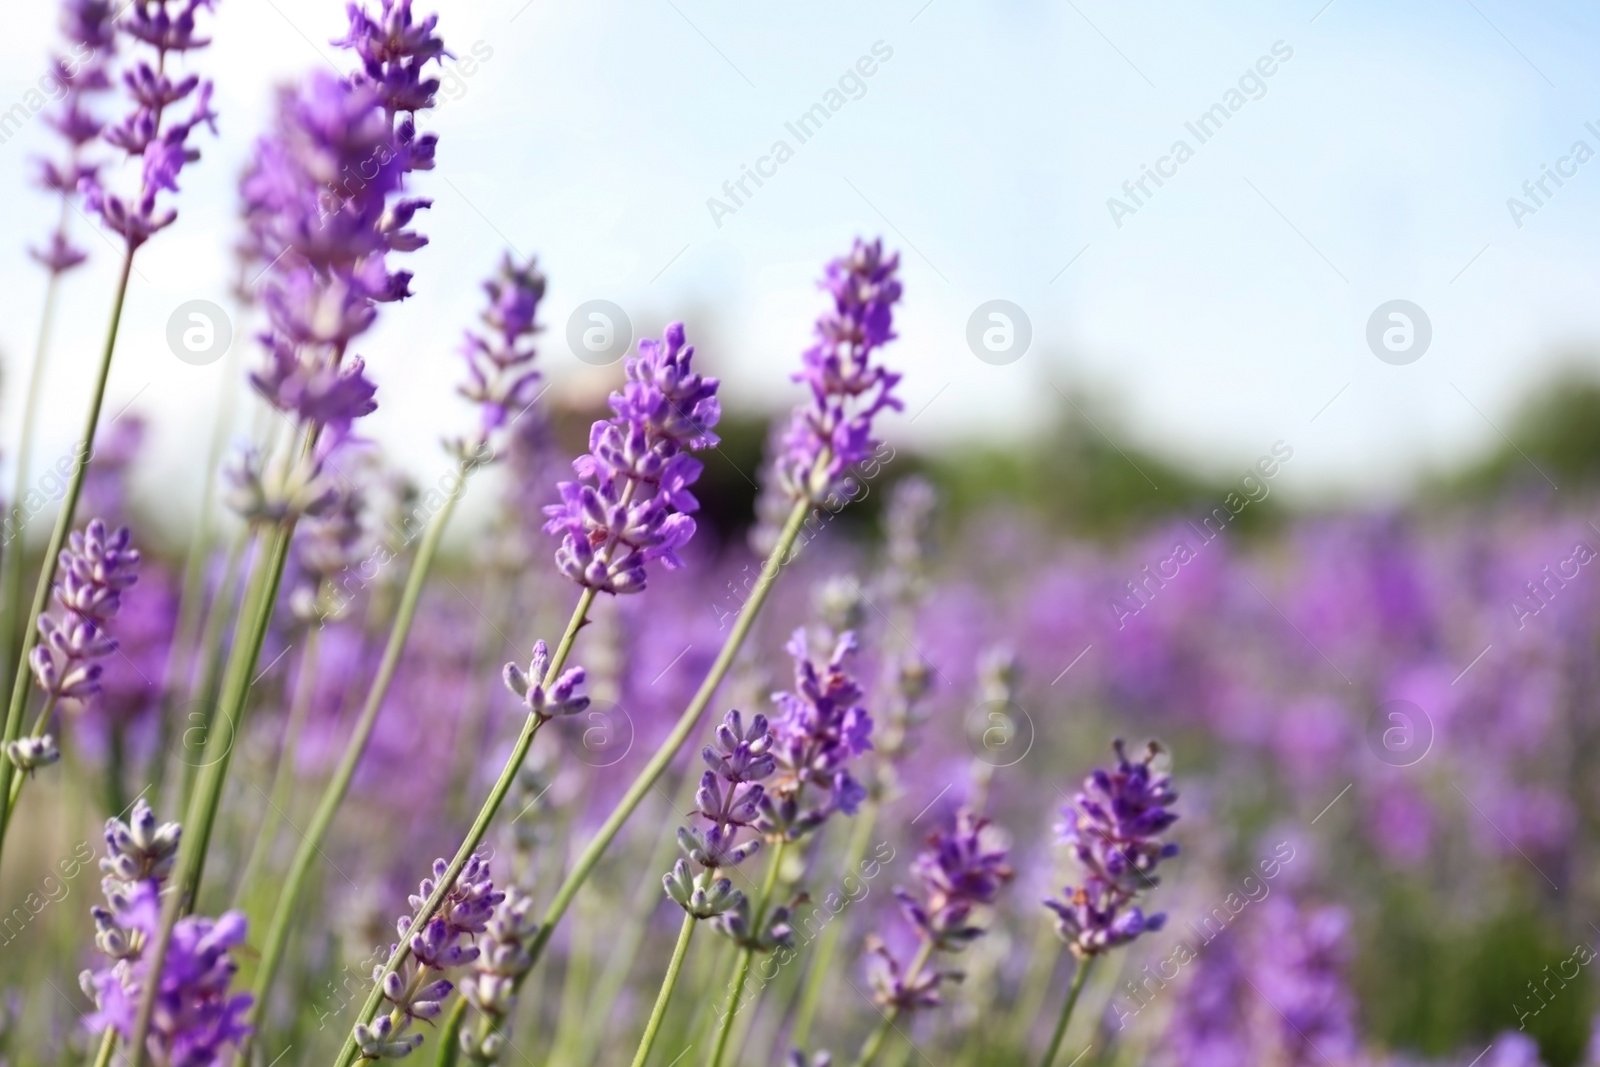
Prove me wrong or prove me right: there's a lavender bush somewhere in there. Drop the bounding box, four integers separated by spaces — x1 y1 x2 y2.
0 4 1596 1067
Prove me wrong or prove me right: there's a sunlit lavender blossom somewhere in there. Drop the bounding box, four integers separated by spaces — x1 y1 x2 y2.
1044 739 1179 957
28 518 139 704
666 710 773 920
868 808 1013 1014
773 238 904 503
336 0 448 146
80 0 220 250
503 640 589 722
756 628 873 841
31 0 117 273
542 322 721 594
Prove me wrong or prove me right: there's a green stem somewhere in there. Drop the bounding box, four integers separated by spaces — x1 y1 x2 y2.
241 490 461 1063
174 529 252 815
1 227 66 706
1038 956 1095 1067
332 585 597 1067
129 511 296 1067
90 1028 116 1067
0 247 136 871
232 619 323 909
849 940 935 1067
791 803 879 1047
524 496 812 974
433 1000 467 1067
631 911 699 1067
707 839 787 1067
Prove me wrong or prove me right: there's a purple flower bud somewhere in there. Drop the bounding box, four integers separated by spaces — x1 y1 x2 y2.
29 519 139 704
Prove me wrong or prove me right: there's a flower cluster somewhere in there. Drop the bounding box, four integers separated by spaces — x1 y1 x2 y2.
26 519 140 705
773 238 904 503
31 0 118 273
502 640 589 722
1044 739 1180 957
81 0 220 250
756 629 874 840
455 254 547 456
81 800 253 1067
666 710 774 920
868 808 1013 1015
457 888 539 1065
356 853 503 1060
336 0 449 139
543 322 721 595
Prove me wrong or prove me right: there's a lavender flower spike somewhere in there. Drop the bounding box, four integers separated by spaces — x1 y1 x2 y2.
80 800 252 1066
666 710 774 921
361 853 503 1060
29 518 140 703
868 808 1014 1015
1044 739 1180 957
458 888 540 1065
81 0 221 251
542 322 721 595
454 254 547 458
775 238 904 502
502 640 589 721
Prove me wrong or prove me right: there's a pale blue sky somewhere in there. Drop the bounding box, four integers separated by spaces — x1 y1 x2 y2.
1 0 1598 532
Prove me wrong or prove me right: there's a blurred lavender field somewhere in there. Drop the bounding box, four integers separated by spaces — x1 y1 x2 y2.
4 3 1600 1067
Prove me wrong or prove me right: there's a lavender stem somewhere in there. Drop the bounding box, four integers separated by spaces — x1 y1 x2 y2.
630 910 699 1067
850 939 936 1067
1037 957 1094 1067
791 798 879 1047
707 839 788 1067
0 247 135 867
242 488 464 1062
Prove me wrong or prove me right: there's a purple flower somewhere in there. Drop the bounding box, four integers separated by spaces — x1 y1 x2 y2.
361 852 502 1058
335 0 449 127
81 801 252 1067
666 710 774 920
772 238 904 503
502 640 589 721
542 323 721 595
869 807 1013 1014
29 519 140 704
755 629 874 841
80 1 220 250
455 255 547 453
458 887 539 1041
1044 739 1179 957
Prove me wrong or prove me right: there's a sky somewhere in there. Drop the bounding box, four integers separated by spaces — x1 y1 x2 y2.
1 0 1599 535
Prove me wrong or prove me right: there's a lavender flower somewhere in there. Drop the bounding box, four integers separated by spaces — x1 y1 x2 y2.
755 628 874 841
1044 739 1179 957
336 0 449 136
457 888 539 1065
358 852 503 1060
773 238 904 503
81 0 220 251
868 808 1013 1014
28 519 140 704
80 800 251 1067
542 322 721 594
454 254 547 456
665 710 773 921
502 640 589 721
3 735 60 773
31 0 118 273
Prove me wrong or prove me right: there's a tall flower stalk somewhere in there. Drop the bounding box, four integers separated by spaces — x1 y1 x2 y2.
243 253 548 1053
128 3 444 1058
334 319 722 1066
1037 740 1180 1067
0 0 220 871
850 808 1014 1067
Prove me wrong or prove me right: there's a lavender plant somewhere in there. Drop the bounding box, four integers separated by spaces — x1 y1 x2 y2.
1038 740 1180 1067
851 808 1014 1067
0 0 219 873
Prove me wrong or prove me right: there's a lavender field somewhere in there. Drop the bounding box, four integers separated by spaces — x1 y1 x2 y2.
1 2 1598 1066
